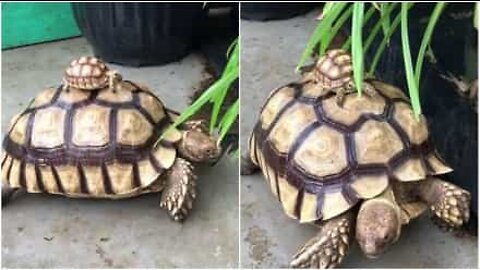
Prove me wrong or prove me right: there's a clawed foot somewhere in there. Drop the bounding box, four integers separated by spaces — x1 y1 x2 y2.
291 217 352 268
329 81 377 107
160 158 197 222
430 182 470 228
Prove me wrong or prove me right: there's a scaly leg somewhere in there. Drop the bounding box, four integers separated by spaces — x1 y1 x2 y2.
241 135 260 175
241 154 259 175
333 81 377 107
2 183 21 207
291 210 355 268
417 177 470 228
160 158 196 222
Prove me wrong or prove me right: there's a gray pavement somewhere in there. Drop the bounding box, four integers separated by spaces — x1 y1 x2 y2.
2 38 239 268
239 9 478 268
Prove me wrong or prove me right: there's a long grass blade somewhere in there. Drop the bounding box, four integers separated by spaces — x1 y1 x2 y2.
475 3 478 29
368 8 403 75
368 3 415 75
210 41 239 132
380 3 391 38
364 3 398 54
414 3 446 86
166 71 236 134
319 5 353 55
319 2 335 20
342 4 376 51
351 3 365 95
157 39 239 146
217 99 239 144
401 3 421 120
296 3 347 71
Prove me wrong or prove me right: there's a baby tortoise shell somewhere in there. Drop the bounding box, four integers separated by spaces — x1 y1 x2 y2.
249 79 452 223
314 49 353 89
1 78 182 198
63 56 118 91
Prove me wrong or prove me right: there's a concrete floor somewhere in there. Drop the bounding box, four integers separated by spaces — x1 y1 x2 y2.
240 9 478 268
2 38 239 268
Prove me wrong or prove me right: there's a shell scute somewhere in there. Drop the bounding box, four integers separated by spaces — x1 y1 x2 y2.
252 67 451 223
3 64 180 197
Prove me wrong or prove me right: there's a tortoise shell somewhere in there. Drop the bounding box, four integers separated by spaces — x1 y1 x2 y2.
249 78 452 223
1 80 182 198
64 56 110 90
314 49 353 89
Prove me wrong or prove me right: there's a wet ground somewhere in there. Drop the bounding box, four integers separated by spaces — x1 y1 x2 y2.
240 9 478 268
2 38 239 268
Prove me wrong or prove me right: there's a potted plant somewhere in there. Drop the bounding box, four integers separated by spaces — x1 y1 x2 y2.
71 3 205 66
298 2 478 223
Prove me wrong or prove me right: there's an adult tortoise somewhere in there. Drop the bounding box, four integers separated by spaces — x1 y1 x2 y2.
2 56 221 222
242 49 471 268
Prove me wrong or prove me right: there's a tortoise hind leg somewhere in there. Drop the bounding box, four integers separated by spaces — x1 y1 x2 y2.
2 183 22 207
241 135 260 175
290 210 355 268
160 158 196 222
418 177 470 228
240 153 259 175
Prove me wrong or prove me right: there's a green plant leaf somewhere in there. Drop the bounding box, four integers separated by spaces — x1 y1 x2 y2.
380 3 391 38
157 39 239 146
319 5 353 55
342 4 377 51
351 2 365 95
401 3 421 120
296 3 347 71
475 3 478 29
368 4 415 75
414 3 446 86
217 99 239 144
320 2 335 20
210 40 239 132
364 3 398 54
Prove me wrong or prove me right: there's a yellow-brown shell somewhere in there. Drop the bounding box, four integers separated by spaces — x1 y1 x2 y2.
314 49 353 89
64 56 109 90
250 79 452 223
2 80 183 198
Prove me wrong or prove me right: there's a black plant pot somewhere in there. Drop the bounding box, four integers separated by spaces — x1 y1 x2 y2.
240 3 318 21
71 3 205 66
362 3 478 216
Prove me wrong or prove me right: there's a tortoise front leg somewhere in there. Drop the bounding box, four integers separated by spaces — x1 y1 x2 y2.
332 81 377 107
160 158 196 222
290 210 355 268
417 177 470 228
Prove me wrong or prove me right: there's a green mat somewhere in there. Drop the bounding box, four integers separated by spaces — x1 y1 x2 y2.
2 2 81 49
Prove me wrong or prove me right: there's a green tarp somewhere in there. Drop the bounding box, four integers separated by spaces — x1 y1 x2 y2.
2 2 81 49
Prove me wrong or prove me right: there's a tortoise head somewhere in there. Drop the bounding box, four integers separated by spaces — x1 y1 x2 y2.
178 121 221 163
313 49 353 89
355 198 402 259
64 56 122 91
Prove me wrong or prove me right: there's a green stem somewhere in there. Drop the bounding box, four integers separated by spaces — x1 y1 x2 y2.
414 3 446 86
351 2 365 95
342 4 377 51
401 3 421 120
363 3 399 54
